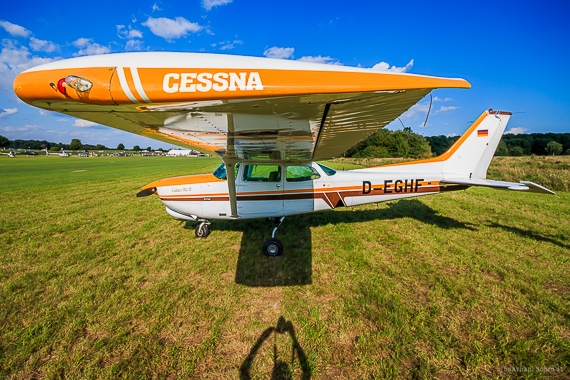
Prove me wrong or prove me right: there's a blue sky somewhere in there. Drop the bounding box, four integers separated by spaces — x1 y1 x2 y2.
1 0 569 149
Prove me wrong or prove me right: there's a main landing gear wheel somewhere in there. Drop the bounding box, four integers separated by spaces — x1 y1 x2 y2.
195 222 210 238
263 238 283 257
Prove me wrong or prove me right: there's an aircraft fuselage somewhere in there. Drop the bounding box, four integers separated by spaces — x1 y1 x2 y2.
144 161 461 222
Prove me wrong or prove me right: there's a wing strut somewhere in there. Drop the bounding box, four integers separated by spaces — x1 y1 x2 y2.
225 159 238 218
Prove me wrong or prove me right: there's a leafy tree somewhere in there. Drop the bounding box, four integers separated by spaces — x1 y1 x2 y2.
345 128 432 159
49 146 60 152
96 144 106 150
425 135 458 156
495 140 509 156
70 139 82 150
133 145 140 151
146 146 152 151
545 141 563 156
510 146 524 156
0 135 8 148
117 143 125 150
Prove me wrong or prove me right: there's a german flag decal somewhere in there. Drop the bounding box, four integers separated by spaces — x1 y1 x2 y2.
477 129 489 137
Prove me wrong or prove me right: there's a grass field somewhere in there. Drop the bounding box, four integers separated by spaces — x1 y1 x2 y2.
1 155 569 379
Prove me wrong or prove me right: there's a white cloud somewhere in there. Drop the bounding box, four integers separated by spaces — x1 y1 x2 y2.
29 37 59 53
0 108 18 118
505 127 528 135
152 3 162 11
434 105 458 115
433 96 453 102
117 25 143 51
371 59 414 73
0 20 31 38
142 17 202 40
0 40 54 90
73 119 100 128
125 39 143 51
263 46 294 59
446 133 458 137
298 55 341 65
1 124 41 132
72 38 110 56
215 39 243 50
400 101 431 121
117 25 143 39
203 0 232 11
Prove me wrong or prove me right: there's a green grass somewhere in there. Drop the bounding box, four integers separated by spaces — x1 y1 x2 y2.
0 155 569 379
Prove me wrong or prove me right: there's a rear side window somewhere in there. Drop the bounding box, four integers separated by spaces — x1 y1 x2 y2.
286 165 320 182
317 163 337 176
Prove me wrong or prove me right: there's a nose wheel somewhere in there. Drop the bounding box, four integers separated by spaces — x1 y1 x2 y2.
263 217 284 257
195 221 211 238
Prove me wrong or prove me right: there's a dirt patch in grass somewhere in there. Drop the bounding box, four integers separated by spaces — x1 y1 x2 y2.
544 281 570 296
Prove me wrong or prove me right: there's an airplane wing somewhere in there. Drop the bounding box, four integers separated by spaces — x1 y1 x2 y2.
14 52 470 163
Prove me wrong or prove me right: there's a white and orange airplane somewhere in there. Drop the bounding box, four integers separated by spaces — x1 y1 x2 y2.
14 52 554 256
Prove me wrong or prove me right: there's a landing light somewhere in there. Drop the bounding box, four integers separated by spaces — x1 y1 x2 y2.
65 75 92 92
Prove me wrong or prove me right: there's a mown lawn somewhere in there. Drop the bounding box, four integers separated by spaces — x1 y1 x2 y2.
0 155 568 379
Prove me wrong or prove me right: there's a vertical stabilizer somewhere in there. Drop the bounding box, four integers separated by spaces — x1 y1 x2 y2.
442 109 511 179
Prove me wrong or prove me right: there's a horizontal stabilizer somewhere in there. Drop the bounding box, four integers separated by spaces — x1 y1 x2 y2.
441 178 555 195
520 181 557 195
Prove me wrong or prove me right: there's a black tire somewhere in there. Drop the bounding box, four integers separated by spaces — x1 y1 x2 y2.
195 223 210 238
262 238 283 257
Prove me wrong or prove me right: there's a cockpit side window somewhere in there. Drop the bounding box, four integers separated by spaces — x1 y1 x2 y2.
286 165 320 182
243 165 281 182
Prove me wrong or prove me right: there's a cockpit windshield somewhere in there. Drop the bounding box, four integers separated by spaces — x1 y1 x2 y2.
213 163 239 180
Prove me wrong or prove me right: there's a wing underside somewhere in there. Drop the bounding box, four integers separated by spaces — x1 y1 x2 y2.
59 89 430 162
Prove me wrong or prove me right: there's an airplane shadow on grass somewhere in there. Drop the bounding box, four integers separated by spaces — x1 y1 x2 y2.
185 199 476 287
485 221 570 250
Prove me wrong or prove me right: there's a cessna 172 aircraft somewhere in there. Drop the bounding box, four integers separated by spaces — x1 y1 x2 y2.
13 52 554 256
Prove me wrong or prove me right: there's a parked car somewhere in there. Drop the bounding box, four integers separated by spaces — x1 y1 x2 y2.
25 151 38 155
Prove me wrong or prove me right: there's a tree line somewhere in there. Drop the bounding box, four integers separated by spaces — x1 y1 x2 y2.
2 131 569 158
425 133 570 157
0 136 158 152
344 129 570 159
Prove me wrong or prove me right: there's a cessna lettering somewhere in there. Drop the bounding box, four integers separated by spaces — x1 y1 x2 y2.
163 72 264 93
362 179 425 194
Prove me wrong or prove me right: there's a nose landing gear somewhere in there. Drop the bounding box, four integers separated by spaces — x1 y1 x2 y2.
263 217 285 257
195 220 211 238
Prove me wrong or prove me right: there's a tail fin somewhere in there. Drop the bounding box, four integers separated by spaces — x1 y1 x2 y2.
439 109 555 195
442 109 511 179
